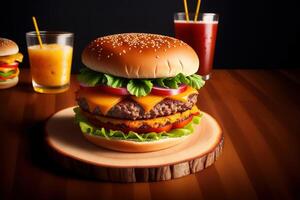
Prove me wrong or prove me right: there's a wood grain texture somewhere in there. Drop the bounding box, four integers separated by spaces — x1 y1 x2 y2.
45 108 223 182
0 69 299 199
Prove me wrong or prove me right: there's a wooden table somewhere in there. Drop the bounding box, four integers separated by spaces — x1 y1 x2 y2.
0 69 299 200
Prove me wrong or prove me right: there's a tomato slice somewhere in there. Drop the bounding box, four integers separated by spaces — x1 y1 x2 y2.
192 112 200 116
151 84 187 96
96 85 129 96
0 62 18 69
80 83 188 97
139 124 172 133
172 115 193 129
80 84 130 96
0 75 15 81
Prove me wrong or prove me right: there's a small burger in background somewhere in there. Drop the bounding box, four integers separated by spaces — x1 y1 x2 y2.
0 38 23 89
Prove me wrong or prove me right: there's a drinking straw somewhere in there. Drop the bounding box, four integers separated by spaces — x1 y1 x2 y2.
32 16 43 48
183 0 190 21
194 0 201 21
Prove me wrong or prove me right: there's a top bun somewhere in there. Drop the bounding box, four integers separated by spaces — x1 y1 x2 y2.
82 33 199 78
0 38 19 56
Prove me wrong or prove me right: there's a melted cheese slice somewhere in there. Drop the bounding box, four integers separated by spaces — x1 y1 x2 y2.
0 68 19 77
169 87 198 102
11 68 19 77
78 86 198 116
0 67 16 73
131 95 165 112
0 53 23 64
131 86 198 112
77 89 124 115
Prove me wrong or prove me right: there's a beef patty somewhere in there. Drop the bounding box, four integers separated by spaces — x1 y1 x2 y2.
77 94 198 120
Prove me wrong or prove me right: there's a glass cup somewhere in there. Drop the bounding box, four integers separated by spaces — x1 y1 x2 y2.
26 31 74 93
174 13 219 80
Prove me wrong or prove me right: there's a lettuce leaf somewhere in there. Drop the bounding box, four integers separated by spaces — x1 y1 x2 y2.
187 74 205 89
156 73 205 90
177 73 190 85
0 70 16 78
127 79 153 97
77 68 103 86
103 74 126 88
155 73 183 89
77 67 205 96
74 107 202 142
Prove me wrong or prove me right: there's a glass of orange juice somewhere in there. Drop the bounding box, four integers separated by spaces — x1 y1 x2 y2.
26 31 73 93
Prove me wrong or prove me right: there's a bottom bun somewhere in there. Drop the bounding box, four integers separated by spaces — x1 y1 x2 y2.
0 76 18 89
83 133 193 153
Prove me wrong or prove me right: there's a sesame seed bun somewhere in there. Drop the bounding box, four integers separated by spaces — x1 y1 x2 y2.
0 76 18 89
0 38 19 56
82 33 199 79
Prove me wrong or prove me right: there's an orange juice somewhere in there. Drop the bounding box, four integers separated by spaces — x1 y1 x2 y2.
28 44 73 93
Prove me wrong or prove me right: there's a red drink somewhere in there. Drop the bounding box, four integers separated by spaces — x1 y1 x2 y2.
174 13 219 79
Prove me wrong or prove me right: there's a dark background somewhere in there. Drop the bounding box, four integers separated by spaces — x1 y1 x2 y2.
1 0 298 72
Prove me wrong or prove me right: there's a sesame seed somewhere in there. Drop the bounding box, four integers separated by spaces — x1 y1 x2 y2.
87 33 183 58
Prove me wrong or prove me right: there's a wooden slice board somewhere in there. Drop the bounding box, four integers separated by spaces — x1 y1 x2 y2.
45 107 224 182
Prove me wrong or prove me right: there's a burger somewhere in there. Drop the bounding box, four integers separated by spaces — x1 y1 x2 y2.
74 33 205 152
0 38 23 89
